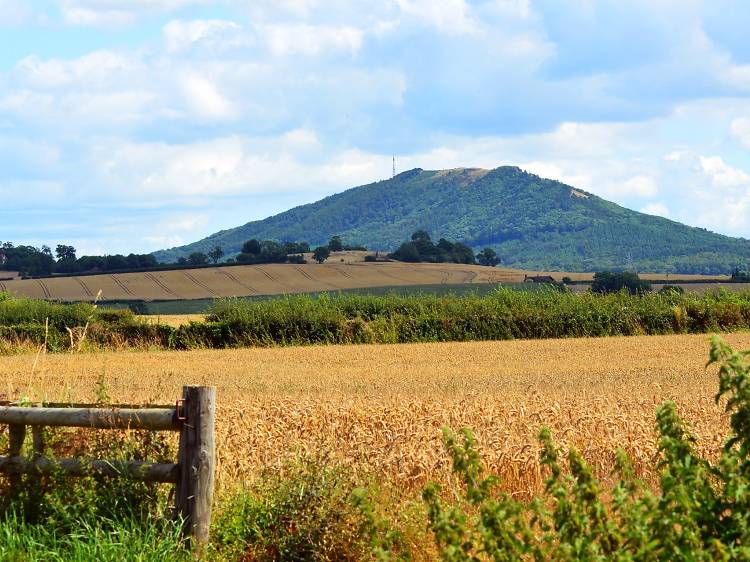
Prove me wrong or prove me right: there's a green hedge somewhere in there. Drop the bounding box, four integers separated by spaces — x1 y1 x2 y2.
3 288 750 351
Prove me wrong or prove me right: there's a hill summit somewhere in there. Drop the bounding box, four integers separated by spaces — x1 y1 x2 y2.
154 166 750 274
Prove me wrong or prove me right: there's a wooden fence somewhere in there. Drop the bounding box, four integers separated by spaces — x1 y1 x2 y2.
0 385 216 551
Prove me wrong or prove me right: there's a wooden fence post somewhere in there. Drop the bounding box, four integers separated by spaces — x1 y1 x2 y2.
175 385 216 553
8 424 26 493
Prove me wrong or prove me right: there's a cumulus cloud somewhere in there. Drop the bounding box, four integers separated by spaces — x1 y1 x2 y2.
163 19 243 53
731 118 750 150
181 74 236 120
700 156 750 188
262 24 364 56
640 202 671 218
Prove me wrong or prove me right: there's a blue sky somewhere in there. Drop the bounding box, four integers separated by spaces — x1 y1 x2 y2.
2 0 750 255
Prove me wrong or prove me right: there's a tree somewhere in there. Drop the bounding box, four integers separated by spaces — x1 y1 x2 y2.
476 247 500 267
187 252 209 266
328 235 343 252
241 239 261 255
259 241 287 263
591 271 652 295
55 244 76 261
283 241 310 254
389 242 421 262
208 246 225 264
312 246 331 263
411 230 431 243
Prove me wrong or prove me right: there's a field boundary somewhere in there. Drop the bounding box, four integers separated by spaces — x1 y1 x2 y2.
0 386 216 551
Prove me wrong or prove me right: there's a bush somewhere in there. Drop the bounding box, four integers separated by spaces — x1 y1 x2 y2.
211 453 373 561
592 271 652 295
659 284 685 296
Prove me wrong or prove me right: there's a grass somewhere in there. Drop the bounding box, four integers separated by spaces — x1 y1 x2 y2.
0 514 187 562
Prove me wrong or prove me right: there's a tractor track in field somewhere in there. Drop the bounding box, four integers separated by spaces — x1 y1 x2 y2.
182 270 219 298
256 266 294 291
218 269 258 295
144 272 179 298
110 275 134 297
36 280 51 298
0 282 6 292
295 266 341 290
74 277 94 298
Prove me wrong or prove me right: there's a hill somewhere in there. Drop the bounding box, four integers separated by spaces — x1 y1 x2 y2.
153 167 750 274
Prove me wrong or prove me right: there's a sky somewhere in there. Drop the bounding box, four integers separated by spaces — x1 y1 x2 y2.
2 0 750 255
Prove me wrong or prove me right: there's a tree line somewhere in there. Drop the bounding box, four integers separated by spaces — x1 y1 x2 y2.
0 242 159 277
388 230 500 266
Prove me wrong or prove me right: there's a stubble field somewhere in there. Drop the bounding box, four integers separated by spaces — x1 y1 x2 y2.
0 256 733 302
3 331 747 501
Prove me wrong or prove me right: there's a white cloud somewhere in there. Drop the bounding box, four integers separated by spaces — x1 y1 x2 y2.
0 0 34 26
15 51 142 88
640 202 670 218
181 73 235 120
163 19 243 53
395 0 477 35
731 118 750 150
620 175 659 198
59 0 205 26
262 24 364 56
700 156 750 188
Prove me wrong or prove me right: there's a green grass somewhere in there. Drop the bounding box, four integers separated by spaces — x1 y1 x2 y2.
0 514 187 562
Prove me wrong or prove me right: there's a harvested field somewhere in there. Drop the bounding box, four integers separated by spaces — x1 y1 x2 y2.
1 256 732 302
2 262 522 302
2 332 747 500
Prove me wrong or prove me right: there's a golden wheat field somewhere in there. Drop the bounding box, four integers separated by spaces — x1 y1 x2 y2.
0 254 732 302
2 332 748 500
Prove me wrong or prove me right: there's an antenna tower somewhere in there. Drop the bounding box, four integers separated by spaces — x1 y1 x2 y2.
392 155 396 178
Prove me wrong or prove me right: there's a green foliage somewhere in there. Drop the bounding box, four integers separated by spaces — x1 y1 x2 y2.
187 252 209 266
329 235 344 252
0 409 185 561
152 167 750 274
208 245 225 264
413 337 750 560
211 453 374 561
0 514 187 562
659 284 685 296
390 231 476 264
476 247 500 267
313 245 331 263
237 239 307 264
5 288 750 351
195 288 750 348
591 271 652 295
731 267 750 282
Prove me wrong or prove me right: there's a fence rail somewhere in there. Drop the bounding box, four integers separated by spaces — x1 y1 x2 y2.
0 385 216 553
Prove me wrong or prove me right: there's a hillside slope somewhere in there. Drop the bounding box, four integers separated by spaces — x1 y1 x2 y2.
154 167 750 273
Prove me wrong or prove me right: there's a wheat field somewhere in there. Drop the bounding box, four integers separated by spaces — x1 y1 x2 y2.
0 255 732 302
2 332 747 499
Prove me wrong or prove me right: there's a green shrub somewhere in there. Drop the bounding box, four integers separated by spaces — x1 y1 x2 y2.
211 453 373 561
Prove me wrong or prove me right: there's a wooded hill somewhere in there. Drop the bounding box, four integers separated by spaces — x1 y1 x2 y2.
154 167 750 274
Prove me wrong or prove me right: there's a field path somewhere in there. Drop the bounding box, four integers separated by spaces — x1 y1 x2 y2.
4 332 749 498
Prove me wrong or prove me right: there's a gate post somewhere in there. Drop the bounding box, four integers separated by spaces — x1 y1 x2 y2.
175 385 216 553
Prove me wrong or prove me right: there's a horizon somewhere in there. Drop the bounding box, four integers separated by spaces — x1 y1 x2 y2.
3 1 750 254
